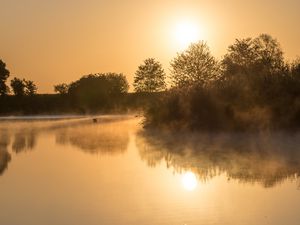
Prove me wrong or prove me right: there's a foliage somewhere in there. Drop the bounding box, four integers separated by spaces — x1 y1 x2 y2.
252 34 285 73
24 80 37 96
68 73 129 110
105 73 130 94
170 41 221 87
144 34 300 131
134 58 166 92
290 58 300 77
69 73 128 95
10 77 37 96
2 33 300 128
10 78 26 96
222 34 285 77
54 83 69 94
0 92 160 115
0 59 10 96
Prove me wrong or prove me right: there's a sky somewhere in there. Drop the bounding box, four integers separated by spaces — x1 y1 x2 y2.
1 0 300 93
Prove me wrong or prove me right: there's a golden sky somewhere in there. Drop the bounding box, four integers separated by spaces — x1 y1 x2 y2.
1 0 299 93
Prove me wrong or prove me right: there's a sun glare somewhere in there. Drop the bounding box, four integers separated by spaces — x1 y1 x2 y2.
174 20 200 49
181 171 198 191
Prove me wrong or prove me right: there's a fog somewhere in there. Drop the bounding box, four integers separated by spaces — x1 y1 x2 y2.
137 129 300 188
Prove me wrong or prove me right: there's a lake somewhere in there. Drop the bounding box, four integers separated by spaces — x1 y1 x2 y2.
0 115 300 225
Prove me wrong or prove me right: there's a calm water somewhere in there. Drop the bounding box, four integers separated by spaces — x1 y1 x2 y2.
0 116 300 225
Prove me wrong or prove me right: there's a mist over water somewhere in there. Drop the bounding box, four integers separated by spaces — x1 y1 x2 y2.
138 129 300 188
1 116 300 225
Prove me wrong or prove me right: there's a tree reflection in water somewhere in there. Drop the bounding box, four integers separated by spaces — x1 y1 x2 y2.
137 130 300 188
0 130 11 175
12 130 37 153
2 117 300 188
0 116 132 176
55 120 130 155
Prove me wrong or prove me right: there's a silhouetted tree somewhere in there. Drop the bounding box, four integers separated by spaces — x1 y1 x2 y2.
170 41 220 87
0 59 10 96
24 80 37 96
10 78 37 96
253 34 285 73
222 34 285 77
144 35 300 131
54 83 69 94
68 73 129 109
134 58 166 92
222 38 257 76
290 58 300 77
105 73 130 94
10 77 26 96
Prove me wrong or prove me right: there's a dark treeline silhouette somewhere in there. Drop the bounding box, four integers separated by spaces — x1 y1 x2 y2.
0 69 161 114
0 59 161 114
137 129 300 188
144 34 300 131
1 34 300 128
10 77 37 96
66 73 129 112
0 59 37 98
0 92 160 115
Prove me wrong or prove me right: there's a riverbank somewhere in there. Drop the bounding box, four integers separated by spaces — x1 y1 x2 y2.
0 92 160 116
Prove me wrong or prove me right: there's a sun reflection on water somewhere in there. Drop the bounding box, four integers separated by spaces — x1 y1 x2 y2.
181 171 198 191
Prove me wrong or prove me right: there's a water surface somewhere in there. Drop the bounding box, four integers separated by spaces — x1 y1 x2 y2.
0 116 300 225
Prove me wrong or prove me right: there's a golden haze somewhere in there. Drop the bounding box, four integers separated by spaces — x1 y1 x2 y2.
0 0 299 92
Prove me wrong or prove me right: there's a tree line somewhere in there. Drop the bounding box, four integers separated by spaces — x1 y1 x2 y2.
2 34 299 96
0 61 37 97
1 33 300 128
0 49 167 113
142 34 300 131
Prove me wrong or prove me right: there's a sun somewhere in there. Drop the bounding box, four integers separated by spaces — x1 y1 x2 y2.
173 20 200 49
181 171 198 191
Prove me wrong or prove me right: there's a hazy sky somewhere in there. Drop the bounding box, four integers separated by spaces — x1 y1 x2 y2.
1 0 300 93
